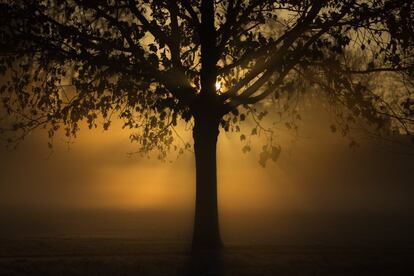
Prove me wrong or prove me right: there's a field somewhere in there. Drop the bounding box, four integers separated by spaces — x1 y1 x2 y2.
0 237 413 276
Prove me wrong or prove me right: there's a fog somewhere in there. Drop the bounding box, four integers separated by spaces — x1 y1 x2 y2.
1 103 414 246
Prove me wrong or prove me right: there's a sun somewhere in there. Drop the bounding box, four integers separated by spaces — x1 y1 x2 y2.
215 81 222 92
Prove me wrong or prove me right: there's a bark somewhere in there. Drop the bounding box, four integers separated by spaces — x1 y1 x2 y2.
191 110 223 250
193 0 221 250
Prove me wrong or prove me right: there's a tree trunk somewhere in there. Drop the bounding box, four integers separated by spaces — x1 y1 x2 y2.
192 111 222 250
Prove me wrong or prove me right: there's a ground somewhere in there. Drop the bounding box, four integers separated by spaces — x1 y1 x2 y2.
0 237 413 276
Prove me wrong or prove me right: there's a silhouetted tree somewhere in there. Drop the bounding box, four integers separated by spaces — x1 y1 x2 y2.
1 0 413 250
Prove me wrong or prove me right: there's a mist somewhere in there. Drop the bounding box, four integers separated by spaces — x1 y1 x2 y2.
1 102 413 247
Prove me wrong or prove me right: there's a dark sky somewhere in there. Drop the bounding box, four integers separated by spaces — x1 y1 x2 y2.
0 103 413 245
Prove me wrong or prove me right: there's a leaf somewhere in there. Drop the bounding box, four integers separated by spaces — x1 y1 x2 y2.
242 145 251 153
271 146 281 162
103 121 111 130
259 151 268 167
148 43 157 52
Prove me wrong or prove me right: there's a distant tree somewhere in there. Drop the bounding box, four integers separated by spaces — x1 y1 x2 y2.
0 0 413 250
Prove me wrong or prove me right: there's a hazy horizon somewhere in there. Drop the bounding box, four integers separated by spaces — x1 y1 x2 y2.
1 102 413 246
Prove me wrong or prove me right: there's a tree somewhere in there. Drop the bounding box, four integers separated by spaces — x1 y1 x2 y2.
0 0 413 250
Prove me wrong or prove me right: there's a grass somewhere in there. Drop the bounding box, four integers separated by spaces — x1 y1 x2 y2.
0 237 413 275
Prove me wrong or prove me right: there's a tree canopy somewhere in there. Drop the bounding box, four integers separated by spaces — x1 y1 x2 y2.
1 0 413 161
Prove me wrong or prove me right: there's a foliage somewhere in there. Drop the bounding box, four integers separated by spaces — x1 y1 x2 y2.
0 0 413 163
